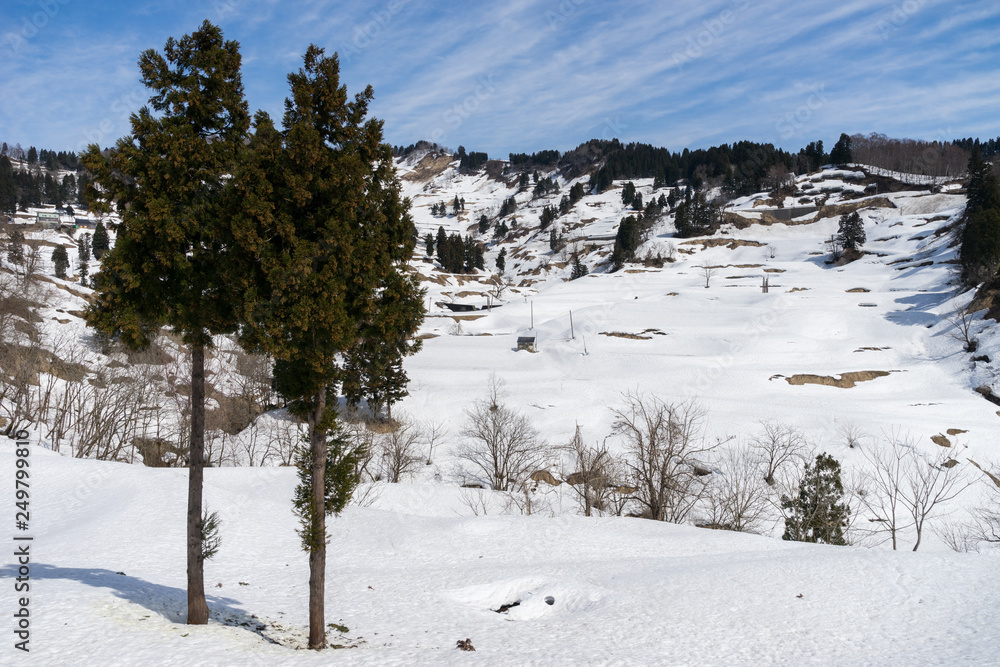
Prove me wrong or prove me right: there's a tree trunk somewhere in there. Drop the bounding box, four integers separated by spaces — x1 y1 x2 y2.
308 385 328 649
187 344 209 625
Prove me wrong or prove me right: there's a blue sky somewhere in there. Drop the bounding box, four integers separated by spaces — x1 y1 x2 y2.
2 0 999 159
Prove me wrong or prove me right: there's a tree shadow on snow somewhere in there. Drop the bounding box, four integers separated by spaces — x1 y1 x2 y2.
0 563 277 642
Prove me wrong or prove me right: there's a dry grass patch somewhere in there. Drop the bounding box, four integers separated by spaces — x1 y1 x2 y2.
846 288 870 293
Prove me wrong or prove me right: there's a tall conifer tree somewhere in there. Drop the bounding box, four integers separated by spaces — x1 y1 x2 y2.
232 46 422 649
81 21 250 625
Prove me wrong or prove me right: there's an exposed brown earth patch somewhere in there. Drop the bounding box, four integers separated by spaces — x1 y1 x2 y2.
930 434 952 448
680 238 765 250
785 370 890 389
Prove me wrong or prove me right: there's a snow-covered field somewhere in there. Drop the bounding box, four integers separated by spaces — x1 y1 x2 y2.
3 446 999 666
2 158 999 665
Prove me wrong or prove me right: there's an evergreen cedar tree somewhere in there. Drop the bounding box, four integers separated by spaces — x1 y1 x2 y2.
81 20 250 626
960 151 1000 285
77 233 91 285
91 221 110 259
51 245 69 279
782 453 850 545
837 211 866 253
228 45 423 648
829 133 853 166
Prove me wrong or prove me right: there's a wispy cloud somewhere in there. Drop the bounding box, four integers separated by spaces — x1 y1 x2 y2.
1 0 998 156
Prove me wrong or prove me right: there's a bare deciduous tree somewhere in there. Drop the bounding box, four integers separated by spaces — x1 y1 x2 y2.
698 263 717 288
947 303 980 353
377 416 424 483
858 433 971 551
561 425 613 517
750 421 810 487
456 376 548 492
612 393 714 523
422 417 447 465
706 444 772 532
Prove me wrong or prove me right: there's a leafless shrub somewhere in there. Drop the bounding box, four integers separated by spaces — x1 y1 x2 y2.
459 488 493 516
422 417 447 465
455 375 548 492
705 444 773 533
561 425 613 517
947 303 980 353
376 416 424 483
698 263 717 288
750 421 811 487
858 433 971 551
837 421 868 450
611 393 714 523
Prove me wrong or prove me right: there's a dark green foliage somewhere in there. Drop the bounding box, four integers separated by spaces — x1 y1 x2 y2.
800 140 826 172
27 146 37 164
82 19 249 351
494 220 509 239
435 233 482 273
496 247 506 273
52 245 69 279
674 192 719 237
292 422 364 551
435 226 447 257
200 509 222 560
965 152 1000 217
424 233 434 256
457 146 488 173
478 214 490 234
829 133 853 165
570 251 588 279
518 172 529 190
91 220 110 259
960 151 1000 285
0 156 15 215
508 149 560 168
533 176 559 198
612 215 640 270
77 233 91 285
837 211 866 252
549 228 559 252
961 207 1000 284
621 181 636 206
539 205 556 230
6 228 24 265
499 196 517 217
782 453 850 545
76 172 90 208
632 192 643 211
667 189 677 208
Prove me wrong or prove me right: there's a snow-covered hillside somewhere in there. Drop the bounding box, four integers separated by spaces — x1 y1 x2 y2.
2 152 1000 665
